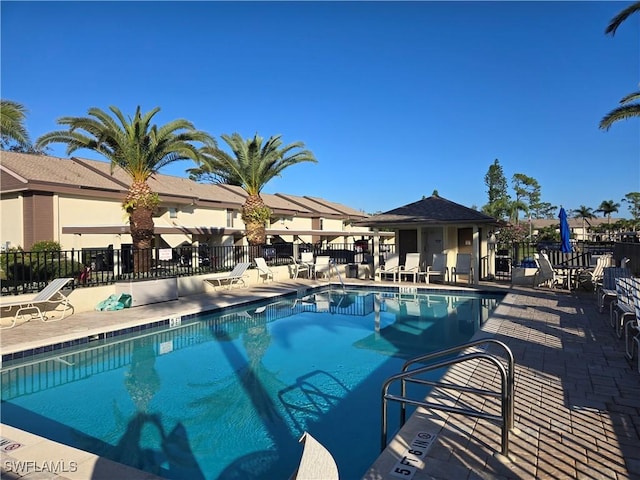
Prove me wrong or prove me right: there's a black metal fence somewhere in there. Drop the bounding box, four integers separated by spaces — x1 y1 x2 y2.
3 240 633 295
488 241 620 281
0 242 389 296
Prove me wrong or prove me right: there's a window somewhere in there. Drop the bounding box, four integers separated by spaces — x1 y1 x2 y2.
227 210 234 228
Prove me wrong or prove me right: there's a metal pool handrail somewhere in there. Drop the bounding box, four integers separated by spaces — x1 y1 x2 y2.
380 339 515 460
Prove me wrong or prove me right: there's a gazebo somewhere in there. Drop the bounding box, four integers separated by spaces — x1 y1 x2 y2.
355 195 500 283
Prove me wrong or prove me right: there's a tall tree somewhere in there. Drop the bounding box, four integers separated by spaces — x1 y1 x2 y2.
572 206 596 241
597 199 621 229
530 201 557 220
511 173 540 223
0 99 31 148
622 192 640 229
482 159 510 220
189 133 317 245
36 106 214 272
600 1 640 131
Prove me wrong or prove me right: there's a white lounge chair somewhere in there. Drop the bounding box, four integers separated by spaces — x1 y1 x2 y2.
423 253 449 284
204 262 251 290
376 253 400 282
398 253 421 283
254 257 275 283
534 253 567 289
451 253 474 285
1 277 74 328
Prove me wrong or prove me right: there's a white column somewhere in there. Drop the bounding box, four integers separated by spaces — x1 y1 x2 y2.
373 230 380 282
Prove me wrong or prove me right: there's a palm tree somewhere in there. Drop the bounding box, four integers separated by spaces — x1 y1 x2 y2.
597 200 621 239
571 206 595 241
600 2 640 131
35 106 214 272
189 133 317 245
0 99 31 148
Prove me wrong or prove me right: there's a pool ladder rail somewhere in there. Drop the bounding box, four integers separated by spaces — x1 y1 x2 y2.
328 259 346 293
381 339 516 461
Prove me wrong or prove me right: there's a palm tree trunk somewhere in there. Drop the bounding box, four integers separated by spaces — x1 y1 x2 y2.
242 194 269 245
130 206 155 272
125 181 157 273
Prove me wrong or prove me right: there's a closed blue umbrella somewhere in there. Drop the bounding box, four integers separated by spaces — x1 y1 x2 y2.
559 207 572 253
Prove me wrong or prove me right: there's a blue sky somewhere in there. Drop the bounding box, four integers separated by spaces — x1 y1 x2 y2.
2 1 639 217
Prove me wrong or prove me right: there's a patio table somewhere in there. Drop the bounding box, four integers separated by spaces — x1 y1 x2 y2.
553 265 584 290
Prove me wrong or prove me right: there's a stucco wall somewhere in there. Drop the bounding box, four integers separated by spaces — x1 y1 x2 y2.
0 194 23 249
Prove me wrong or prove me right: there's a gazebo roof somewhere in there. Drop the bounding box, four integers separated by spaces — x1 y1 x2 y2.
355 195 498 226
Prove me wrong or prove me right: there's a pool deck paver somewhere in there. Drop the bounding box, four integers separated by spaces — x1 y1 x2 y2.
1 279 639 479
364 284 640 480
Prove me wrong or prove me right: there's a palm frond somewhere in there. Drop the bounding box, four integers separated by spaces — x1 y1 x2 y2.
0 99 31 146
605 1 640 36
599 103 640 131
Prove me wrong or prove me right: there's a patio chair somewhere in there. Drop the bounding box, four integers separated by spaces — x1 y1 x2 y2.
597 267 631 314
290 256 311 279
398 253 421 283
314 256 332 279
375 253 401 282
576 254 612 291
1 277 74 328
534 253 567 289
614 276 637 339
451 253 474 285
423 253 449 284
254 257 275 283
624 279 640 372
204 262 251 290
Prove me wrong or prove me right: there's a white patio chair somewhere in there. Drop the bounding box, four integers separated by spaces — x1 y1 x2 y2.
451 253 474 285
615 276 637 339
534 253 567 289
314 256 332 279
597 267 631 314
624 279 640 372
398 253 421 283
423 253 449 284
254 257 274 283
375 253 401 282
576 254 613 291
290 256 311 279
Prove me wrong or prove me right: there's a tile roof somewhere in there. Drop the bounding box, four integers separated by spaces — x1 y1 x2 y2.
217 185 314 215
1 151 126 191
274 194 367 218
72 157 246 205
356 195 498 226
1 152 359 217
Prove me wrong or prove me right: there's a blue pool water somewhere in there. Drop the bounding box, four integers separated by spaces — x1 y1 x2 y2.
1 288 503 479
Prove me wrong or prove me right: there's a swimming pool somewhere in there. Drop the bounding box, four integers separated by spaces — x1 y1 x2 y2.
1 287 504 479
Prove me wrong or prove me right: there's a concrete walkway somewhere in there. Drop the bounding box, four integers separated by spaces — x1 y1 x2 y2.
1 280 639 479
365 285 640 480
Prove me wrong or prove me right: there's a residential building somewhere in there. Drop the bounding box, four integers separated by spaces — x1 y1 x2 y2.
0 151 390 252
